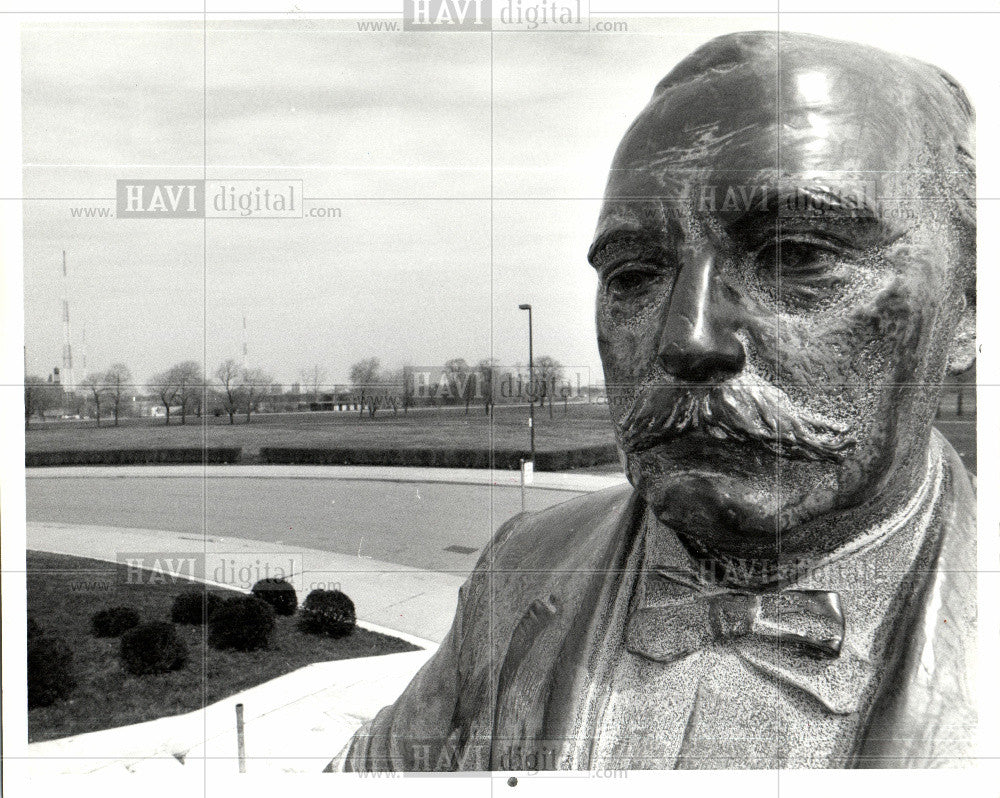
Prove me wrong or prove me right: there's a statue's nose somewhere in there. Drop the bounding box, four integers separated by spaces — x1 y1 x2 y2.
657 248 746 384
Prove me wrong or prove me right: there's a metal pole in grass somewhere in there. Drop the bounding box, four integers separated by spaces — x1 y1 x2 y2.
236 703 246 773
519 458 525 512
518 303 535 465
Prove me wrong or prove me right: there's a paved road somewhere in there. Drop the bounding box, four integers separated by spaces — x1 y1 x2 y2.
26 474 587 574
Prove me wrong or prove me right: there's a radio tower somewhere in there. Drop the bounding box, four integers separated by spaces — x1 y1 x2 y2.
242 314 248 371
61 251 75 394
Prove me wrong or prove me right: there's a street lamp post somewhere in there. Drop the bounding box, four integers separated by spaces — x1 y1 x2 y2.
518 303 535 464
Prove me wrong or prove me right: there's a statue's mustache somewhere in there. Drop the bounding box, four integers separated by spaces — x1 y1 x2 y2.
619 381 855 462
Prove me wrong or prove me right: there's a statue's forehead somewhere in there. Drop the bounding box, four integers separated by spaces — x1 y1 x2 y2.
606 60 926 198
592 34 972 256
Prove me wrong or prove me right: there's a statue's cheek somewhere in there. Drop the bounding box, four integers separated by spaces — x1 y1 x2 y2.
596 296 668 379
833 284 930 389
744 274 924 382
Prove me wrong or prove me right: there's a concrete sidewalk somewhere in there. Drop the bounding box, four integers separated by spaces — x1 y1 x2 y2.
26 463 628 494
21 650 435 775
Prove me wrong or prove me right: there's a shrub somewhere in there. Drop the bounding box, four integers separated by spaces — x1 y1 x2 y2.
28 635 75 708
251 578 298 616
207 596 275 652
257 445 619 471
91 606 141 637
298 589 356 638
120 622 188 675
25 447 242 467
27 616 42 640
171 590 225 625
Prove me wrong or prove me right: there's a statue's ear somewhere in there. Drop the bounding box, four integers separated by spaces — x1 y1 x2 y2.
946 294 976 376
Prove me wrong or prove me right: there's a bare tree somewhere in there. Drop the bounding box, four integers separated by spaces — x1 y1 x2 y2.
535 356 563 418
149 369 180 425
24 375 61 430
373 371 401 417
382 367 410 417
241 367 274 422
349 357 382 417
105 363 133 426
80 372 108 427
476 358 499 416
443 358 477 413
349 357 382 386
397 364 415 415
171 360 204 425
216 359 245 424
300 365 327 407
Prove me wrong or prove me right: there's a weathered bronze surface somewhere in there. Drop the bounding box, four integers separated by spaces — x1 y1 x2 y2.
340 31 976 771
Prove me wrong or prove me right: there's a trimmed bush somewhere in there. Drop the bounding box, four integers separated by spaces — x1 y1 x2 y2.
26 447 242 468
535 444 620 471
207 596 275 652
28 635 75 708
251 578 298 616
298 589 356 638
171 590 225 625
258 445 618 471
91 606 141 638
120 622 188 675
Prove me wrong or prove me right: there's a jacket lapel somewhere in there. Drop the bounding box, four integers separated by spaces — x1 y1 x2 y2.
488 489 646 769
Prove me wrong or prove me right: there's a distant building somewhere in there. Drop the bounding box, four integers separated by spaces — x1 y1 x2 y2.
149 404 183 418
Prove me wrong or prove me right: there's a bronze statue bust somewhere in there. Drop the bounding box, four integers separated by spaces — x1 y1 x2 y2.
341 31 976 770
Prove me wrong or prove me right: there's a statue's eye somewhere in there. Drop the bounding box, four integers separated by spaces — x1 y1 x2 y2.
605 264 662 298
756 241 832 278
753 239 854 307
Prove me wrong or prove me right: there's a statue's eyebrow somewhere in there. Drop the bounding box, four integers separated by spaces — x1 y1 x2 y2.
727 184 897 247
588 229 666 269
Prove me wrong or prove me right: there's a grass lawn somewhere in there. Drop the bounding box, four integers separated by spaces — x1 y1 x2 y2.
25 402 616 461
26 550 419 743
24 399 975 474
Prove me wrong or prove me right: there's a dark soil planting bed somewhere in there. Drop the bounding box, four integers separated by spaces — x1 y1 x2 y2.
26 550 418 742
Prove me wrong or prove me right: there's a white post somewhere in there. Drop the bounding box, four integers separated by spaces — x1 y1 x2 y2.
236 703 246 773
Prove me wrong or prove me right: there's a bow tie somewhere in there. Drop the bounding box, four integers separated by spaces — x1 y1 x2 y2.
626 587 846 664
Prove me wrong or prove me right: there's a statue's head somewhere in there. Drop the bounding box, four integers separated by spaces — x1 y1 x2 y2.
593 32 975 568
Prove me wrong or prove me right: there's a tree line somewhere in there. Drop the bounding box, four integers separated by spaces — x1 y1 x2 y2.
343 355 566 418
24 352 568 428
24 359 275 428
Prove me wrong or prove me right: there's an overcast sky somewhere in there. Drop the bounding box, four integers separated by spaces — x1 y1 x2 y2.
21 15 985 386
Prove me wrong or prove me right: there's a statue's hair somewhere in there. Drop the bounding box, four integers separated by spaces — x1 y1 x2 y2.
930 64 976 303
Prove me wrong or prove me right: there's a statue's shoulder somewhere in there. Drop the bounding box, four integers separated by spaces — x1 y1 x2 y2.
475 481 637 573
454 480 640 652
932 427 976 554
855 432 978 766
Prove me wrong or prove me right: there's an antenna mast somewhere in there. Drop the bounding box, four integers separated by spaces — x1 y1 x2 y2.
242 315 248 370
61 251 75 393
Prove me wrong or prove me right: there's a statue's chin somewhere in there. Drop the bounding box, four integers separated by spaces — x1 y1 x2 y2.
644 473 781 537
633 467 837 566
